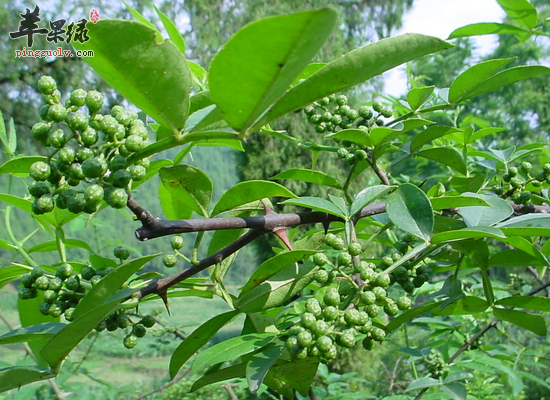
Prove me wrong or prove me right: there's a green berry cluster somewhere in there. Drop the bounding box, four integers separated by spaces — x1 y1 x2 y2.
281 233 418 364
493 161 550 205
424 349 449 378
96 312 156 349
507 273 526 295
162 236 185 268
18 246 155 349
303 97 393 166
29 76 151 215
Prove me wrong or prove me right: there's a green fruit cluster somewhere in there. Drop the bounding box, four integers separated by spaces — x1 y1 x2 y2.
494 161 550 206
282 232 419 364
303 96 393 166
18 246 155 349
29 76 151 215
424 349 449 378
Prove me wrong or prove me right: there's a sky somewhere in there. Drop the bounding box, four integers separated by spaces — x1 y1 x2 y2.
384 0 506 96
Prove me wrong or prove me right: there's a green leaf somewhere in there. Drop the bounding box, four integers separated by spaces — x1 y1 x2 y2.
237 264 317 313
123 1 162 39
325 128 372 147
73 20 192 134
449 58 514 104
430 196 490 210
406 85 435 110
467 127 506 144
154 5 186 54
431 226 506 243
475 355 524 396
496 0 538 30
441 383 467 400
0 156 47 175
247 342 284 393
350 185 393 216
448 23 530 40
209 8 337 133
489 249 542 268
0 265 27 288
258 34 453 129
212 181 296 216
73 254 160 320
192 332 277 374
240 250 318 294
280 197 346 218
481 270 494 304
0 366 55 393
0 322 66 345
387 183 433 241
454 65 550 104
191 362 247 392
450 175 485 194
271 169 342 190
266 358 319 397
493 307 546 336
496 214 550 236
495 296 550 312
459 193 513 227
169 310 241 379
410 126 461 153
433 296 489 315
386 302 441 332
28 239 95 254
159 165 213 217
159 178 191 220
417 147 466 174
406 377 441 391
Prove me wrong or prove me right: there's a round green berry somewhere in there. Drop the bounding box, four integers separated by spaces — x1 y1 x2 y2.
123 334 138 349
338 332 355 348
113 246 130 260
305 298 322 318
336 95 348 106
31 122 51 141
337 251 353 267
366 304 380 318
521 162 532 174
29 161 51 181
32 195 54 214
510 177 522 189
323 287 340 307
129 165 147 181
322 305 339 321
508 166 518 177
396 296 412 310
18 287 37 300
140 315 156 328
348 242 362 256
109 155 127 172
384 302 399 316
81 157 106 179
362 337 374 350
111 169 132 188
38 76 57 95
371 327 386 342
86 91 104 114
34 275 50 290
297 330 314 348
81 266 96 280
81 127 98 146
316 335 333 352
67 194 85 214
28 181 51 198
372 101 383 113
337 147 349 159
314 269 329 284
311 320 329 337
68 88 87 107
21 274 35 288
380 107 393 118
133 323 147 338
104 188 128 209
163 253 178 267
300 312 316 329
373 273 391 288
124 135 146 152
171 236 184 250
47 104 67 122
68 112 89 131
56 263 73 280
43 290 58 304
358 106 373 119
360 290 376 305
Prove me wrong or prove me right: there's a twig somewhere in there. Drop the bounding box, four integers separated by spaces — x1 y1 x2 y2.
222 383 239 400
137 229 265 299
413 279 550 400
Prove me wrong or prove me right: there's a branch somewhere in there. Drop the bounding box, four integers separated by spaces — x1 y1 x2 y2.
136 229 265 299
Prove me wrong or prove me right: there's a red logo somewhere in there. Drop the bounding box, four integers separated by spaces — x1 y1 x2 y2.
90 9 99 23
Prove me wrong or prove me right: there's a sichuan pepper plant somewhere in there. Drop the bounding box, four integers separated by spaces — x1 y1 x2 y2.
1 1 550 398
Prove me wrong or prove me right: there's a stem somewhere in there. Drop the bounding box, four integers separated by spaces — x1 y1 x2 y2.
4 207 40 268
55 227 67 263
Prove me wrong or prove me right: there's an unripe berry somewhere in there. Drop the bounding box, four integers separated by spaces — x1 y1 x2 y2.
163 253 178 267
123 334 138 349
348 242 362 256
47 104 67 122
113 246 130 260
323 287 340 307
38 76 57 95
86 91 104 114
171 236 184 250
29 161 51 181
